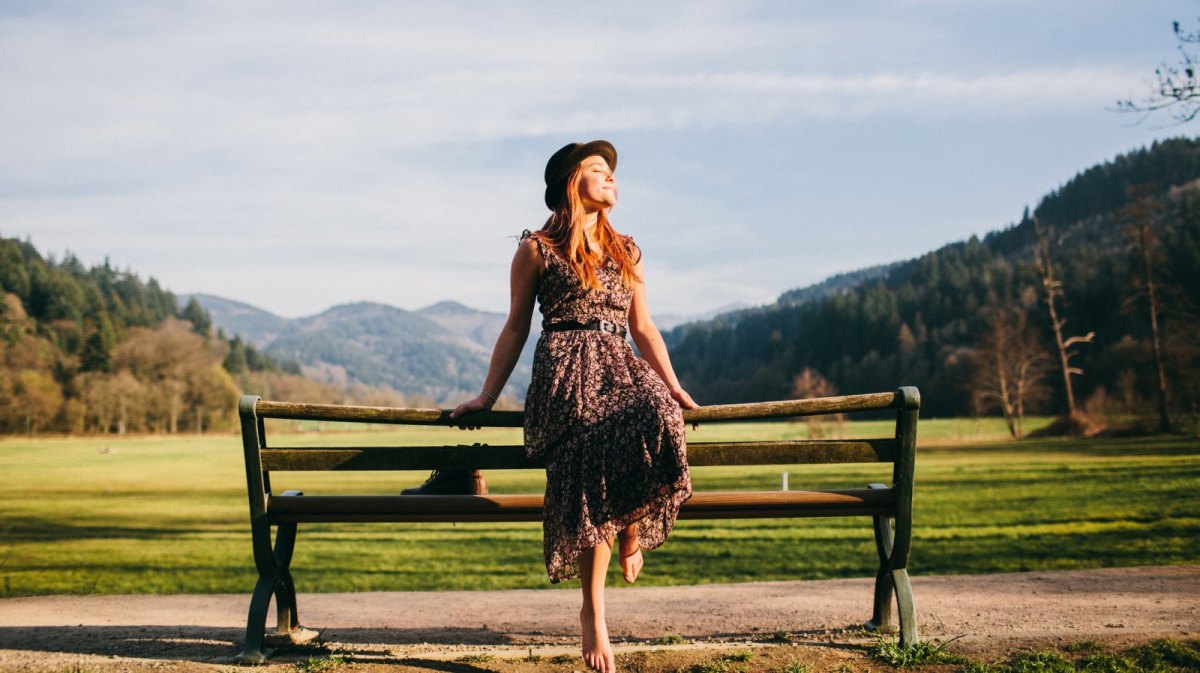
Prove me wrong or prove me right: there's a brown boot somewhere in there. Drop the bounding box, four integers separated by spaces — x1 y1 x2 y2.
402 469 487 495
471 469 488 495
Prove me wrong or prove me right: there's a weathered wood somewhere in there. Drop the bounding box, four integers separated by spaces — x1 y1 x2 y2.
258 439 900 471
252 391 899 428
682 392 898 422
254 401 525 427
265 489 895 523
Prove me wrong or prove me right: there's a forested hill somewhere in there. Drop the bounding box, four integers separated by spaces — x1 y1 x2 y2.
664 137 1200 419
0 239 325 434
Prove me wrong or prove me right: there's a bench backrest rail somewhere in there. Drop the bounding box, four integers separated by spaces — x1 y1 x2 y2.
250 390 903 426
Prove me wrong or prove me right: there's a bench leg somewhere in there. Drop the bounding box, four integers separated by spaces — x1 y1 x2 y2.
864 483 918 644
238 517 306 664
272 523 300 637
892 568 918 647
866 510 898 634
236 574 277 664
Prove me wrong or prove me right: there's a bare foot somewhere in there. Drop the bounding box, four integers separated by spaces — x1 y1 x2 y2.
618 531 643 584
580 607 616 673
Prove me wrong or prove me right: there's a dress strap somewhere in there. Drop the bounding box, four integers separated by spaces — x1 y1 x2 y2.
521 229 551 262
623 235 642 264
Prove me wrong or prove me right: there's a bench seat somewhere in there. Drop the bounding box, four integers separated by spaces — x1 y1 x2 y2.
266 488 897 523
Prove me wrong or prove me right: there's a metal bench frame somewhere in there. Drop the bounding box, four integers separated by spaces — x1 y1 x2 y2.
235 387 920 663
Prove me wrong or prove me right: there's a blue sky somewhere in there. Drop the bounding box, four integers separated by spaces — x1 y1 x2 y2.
2 1 1196 320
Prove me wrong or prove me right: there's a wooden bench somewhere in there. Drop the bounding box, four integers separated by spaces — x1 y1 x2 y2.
235 387 921 663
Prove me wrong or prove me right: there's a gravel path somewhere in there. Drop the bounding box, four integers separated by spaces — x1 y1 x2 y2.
0 566 1196 670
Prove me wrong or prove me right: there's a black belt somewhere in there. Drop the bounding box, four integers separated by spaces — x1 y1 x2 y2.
543 319 628 338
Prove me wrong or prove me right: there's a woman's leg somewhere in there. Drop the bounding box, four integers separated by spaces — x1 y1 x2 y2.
579 541 617 673
617 524 643 584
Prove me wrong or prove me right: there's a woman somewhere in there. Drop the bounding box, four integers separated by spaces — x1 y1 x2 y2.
450 140 694 673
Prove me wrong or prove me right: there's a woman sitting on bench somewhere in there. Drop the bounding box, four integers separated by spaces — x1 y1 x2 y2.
449 140 696 673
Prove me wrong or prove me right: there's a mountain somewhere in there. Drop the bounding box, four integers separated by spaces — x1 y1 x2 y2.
776 263 898 307
0 240 306 434
664 137 1200 418
191 297 533 404
654 303 753 332
179 293 288 346
416 300 538 365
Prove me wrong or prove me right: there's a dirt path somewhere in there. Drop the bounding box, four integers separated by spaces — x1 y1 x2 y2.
0 566 1196 671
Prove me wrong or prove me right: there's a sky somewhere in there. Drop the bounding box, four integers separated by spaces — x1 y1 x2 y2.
2 1 1197 321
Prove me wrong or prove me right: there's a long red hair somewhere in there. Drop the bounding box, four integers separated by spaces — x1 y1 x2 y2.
532 165 641 291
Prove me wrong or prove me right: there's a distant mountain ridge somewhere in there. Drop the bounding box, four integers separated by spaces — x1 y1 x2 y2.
186 293 288 346
185 296 532 404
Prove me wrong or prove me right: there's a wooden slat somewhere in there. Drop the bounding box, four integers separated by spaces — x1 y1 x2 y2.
678 488 895 519
255 401 524 427
258 439 899 471
252 392 898 427
261 445 539 471
683 392 898 422
265 489 895 524
690 439 897 465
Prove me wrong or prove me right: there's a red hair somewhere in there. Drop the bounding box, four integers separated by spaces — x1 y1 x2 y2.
533 165 641 290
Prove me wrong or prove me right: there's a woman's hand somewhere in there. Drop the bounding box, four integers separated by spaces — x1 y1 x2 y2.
671 388 700 430
449 394 494 430
670 387 699 410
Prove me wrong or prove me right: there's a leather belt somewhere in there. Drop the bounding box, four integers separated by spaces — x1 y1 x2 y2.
543 319 628 338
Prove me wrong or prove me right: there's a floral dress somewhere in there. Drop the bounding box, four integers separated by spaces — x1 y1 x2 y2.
521 230 692 583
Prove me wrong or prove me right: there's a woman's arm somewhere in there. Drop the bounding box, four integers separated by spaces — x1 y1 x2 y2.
627 258 698 410
450 238 542 421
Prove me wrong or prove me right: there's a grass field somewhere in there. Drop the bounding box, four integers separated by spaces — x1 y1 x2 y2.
0 416 1196 596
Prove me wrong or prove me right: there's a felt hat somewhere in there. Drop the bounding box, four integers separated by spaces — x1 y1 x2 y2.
543 140 617 209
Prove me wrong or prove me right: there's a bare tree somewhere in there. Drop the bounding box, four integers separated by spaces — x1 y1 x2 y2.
792 368 844 438
1116 19 1200 124
971 307 1052 438
1120 185 1172 432
1032 215 1094 417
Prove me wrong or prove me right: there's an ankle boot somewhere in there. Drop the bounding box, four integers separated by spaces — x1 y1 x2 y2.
402 469 487 495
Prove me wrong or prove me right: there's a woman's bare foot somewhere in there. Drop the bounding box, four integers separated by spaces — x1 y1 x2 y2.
618 528 643 584
580 607 616 673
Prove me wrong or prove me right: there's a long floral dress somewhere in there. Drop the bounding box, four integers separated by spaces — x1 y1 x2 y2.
521 230 692 583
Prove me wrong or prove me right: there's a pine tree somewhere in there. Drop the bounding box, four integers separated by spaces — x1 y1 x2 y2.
180 297 212 337
80 313 117 372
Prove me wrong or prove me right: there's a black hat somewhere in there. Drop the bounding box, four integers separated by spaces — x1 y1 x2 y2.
543 140 617 209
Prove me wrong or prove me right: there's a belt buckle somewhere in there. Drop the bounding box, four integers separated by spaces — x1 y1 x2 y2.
598 319 614 334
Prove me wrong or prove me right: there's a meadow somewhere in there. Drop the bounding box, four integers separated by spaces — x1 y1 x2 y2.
0 416 1196 596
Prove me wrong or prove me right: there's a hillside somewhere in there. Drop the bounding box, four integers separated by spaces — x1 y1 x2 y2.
190 297 534 405
269 302 524 404
0 240 310 434
180 293 289 347
665 137 1200 421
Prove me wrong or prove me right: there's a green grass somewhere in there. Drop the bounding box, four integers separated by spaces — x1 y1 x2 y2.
0 419 1196 595
870 636 967 667
959 640 1200 673
293 654 348 673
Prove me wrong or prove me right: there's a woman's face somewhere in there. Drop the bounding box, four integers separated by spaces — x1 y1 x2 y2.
575 155 617 211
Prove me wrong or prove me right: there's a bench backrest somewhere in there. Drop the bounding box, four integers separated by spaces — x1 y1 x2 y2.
239 386 919 488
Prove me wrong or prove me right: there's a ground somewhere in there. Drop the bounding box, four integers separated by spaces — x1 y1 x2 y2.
0 566 1196 672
